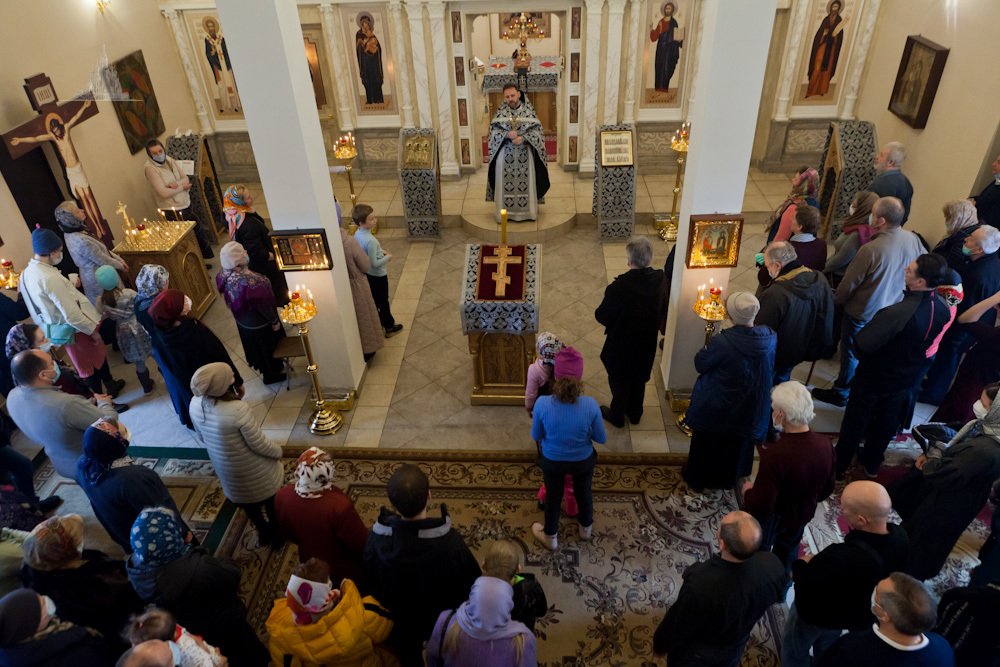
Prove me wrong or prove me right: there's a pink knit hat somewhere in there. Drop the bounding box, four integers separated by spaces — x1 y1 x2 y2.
553 346 583 379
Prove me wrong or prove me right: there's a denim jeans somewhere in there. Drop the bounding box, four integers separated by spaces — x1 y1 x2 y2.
539 450 596 535
780 601 843 667
0 445 38 502
831 314 867 398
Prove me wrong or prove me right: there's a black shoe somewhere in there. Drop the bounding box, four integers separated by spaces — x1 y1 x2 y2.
384 324 404 338
862 462 881 479
600 405 625 428
628 413 642 426
811 387 847 407
37 496 63 514
112 402 130 414
105 378 127 399
363 352 376 363
262 373 287 385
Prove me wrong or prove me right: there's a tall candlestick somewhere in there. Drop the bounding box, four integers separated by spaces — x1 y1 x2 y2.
500 208 508 244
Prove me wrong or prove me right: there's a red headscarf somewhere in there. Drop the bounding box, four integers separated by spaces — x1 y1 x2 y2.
149 289 186 329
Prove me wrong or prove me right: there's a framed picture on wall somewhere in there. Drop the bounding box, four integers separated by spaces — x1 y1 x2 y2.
568 136 578 163
888 35 949 129
570 53 580 83
685 214 743 268
571 7 581 39
599 129 634 167
271 229 332 271
455 57 465 87
451 11 462 42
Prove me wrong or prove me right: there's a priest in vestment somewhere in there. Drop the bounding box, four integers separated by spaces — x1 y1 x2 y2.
486 84 550 222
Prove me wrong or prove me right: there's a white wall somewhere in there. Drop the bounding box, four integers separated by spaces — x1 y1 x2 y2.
855 0 1000 244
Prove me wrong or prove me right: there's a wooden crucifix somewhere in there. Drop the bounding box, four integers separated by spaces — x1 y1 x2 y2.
2 74 113 248
482 244 522 297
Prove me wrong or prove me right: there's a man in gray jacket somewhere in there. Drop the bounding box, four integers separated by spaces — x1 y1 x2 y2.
6 350 117 478
813 197 925 407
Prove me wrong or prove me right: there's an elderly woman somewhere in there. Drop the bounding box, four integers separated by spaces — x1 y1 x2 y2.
823 190 879 280
889 382 1000 581
126 507 271 667
216 242 286 385
76 418 186 552
933 199 981 270
765 167 819 245
340 221 384 362
133 264 169 336
189 362 284 548
54 200 127 306
148 289 243 428
223 184 288 306
275 447 368 581
19 514 143 641
529 347 606 552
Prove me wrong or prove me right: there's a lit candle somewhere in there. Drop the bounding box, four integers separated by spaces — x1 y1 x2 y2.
500 208 508 244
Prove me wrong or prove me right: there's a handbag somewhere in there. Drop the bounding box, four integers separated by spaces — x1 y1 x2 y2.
21 280 79 346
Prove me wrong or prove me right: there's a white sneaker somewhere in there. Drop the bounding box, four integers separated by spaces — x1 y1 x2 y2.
532 522 557 551
579 523 592 541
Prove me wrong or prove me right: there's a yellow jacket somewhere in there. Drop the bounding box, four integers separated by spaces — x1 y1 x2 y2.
266 579 399 667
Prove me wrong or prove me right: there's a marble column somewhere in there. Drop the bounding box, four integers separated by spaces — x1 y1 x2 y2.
161 9 213 135
426 1 460 176
404 0 433 128
215 0 366 388
318 3 355 131
683 0 706 115
772 0 810 122
388 0 415 127
660 0 777 393
579 0 605 175
622 0 643 125
840 0 881 120
603 0 628 125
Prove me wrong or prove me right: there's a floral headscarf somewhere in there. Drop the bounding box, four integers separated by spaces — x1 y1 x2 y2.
535 332 563 364
294 447 336 499
54 205 88 234
78 418 132 486
790 168 819 201
23 515 85 571
223 185 254 239
4 324 33 361
130 507 190 567
136 264 169 300
286 573 340 626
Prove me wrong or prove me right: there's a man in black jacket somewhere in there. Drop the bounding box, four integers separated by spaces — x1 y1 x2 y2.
869 142 914 223
834 254 952 478
362 464 482 666
595 236 667 428
756 241 834 385
781 481 910 667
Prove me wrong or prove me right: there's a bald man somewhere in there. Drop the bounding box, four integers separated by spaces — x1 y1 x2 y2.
781 481 910 667
115 640 182 667
652 511 786 666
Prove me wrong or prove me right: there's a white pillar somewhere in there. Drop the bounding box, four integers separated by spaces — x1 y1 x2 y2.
405 0 433 128
603 0 627 125
683 0 706 115
622 0 643 125
427 1 460 176
579 0 605 176
161 9 213 135
388 0 415 128
772 0 810 122
661 0 778 392
318 3 356 131
840 0 881 120
215 0 365 389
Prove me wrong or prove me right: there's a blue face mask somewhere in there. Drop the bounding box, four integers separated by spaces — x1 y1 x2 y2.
168 641 181 666
48 363 61 384
152 153 167 164
962 245 973 256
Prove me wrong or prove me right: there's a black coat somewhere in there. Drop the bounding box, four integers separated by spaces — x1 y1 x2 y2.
234 212 289 306
956 251 1000 322
973 181 1000 228
0 623 120 667
0 293 29 397
932 224 979 272
595 266 668 382
756 264 834 372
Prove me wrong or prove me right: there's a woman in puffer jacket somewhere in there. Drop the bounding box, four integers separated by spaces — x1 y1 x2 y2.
266 557 398 667
189 362 284 548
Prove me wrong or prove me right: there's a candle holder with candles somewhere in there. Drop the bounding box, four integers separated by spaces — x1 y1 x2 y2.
334 132 374 235
658 121 691 242
0 259 20 290
279 286 343 435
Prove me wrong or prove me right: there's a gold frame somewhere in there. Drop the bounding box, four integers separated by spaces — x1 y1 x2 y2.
271 229 332 271
685 214 743 268
599 129 634 167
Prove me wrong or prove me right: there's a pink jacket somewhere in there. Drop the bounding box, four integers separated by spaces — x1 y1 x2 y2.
525 359 553 414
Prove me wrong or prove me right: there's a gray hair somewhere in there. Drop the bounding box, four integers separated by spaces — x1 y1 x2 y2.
884 141 906 167
626 236 654 269
56 200 79 214
873 197 905 228
770 381 815 426
764 241 798 267
976 225 1000 254
879 572 938 635
942 199 978 234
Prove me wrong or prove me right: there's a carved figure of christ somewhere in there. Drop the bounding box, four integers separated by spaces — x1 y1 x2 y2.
482 245 522 297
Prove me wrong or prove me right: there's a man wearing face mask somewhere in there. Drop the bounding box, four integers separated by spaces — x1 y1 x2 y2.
813 197 925 407
6 349 116 479
143 139 214 260
0 588 120 664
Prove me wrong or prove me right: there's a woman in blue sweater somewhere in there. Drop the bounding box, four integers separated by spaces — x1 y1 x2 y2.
530 347 606 551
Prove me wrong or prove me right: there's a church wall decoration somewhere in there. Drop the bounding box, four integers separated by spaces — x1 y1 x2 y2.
570 53 580 83
640 0 692 109
571 7 581 40
461 138 471 165
451 11 462 43
455 57 465 87
685 214 743 269
888 36 948 130
303 36 328 109
110 50 165 155
569 96 579 124
600 129 634 167
185 12 244 121
499 13 550 39
271 229 332 271
341 4 397 115
792 0 859 107
568 136 578 163
458 99 468 127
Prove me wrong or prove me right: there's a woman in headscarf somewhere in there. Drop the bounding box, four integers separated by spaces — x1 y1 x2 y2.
764 166 820 245
823 190 879 282
19 514 143 642
338 216 384 362
133 263 169 336
888 382 1000 581
266 557 395 667
189 362 284 549
148 289 243 429
223 185 289 306
933 199 981 271
54 200 127 306
216 242 286 384
75 418 185 552
126 507 271 667
274 447 368 581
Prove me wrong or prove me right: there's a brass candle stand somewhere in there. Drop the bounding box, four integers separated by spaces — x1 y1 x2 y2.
334 132 375 235
676 283 727 436
658 122 690 242
279 289 343 436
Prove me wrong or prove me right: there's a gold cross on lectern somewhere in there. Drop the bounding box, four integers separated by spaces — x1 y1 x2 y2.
482 245 522 297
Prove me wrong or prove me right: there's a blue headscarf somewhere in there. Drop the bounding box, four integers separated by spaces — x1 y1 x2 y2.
78 418 130 485
130 507 190 567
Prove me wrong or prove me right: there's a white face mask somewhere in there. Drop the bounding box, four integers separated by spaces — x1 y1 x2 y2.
182 295 192 316
50 251 64 265
43 594 56 618
772 411 784 432
168 641 182 666
974 399 989 420
39 341 53 352
848 204 856 216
